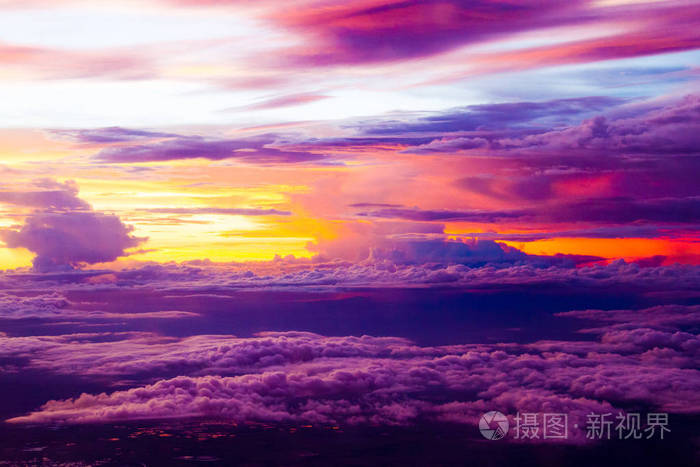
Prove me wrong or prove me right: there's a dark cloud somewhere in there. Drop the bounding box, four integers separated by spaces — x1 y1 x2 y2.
544 197 700 224
357 198 700 226
451 225 700 242
366 239 599 268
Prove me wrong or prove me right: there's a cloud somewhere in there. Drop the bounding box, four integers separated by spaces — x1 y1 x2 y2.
366 238 523 266
1 255 698 440
445 225 699 242
0 42 156 80
0 291 198 320
0 179 145 271
231 93 330 111
355 206 522 223
0 180 90 211
355 198 700 226
0 292 69 319
2 211 145 271
362 96 623 135
556 304 700 333
270 0 700 71
6 300 699 436
3 248 695 294
94 135 324 164
401 94 700 158
341 96 699 232
495 94 700 156
466 6 700 78
140 207 291 216
539 197 700 225
53 127 177 144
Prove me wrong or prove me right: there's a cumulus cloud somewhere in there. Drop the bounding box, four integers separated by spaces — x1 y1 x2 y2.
2 257 698 442
364 238 596 267
9 253 693 291
498 94 700 155
355 206 521 223
0 180 145 271
2 211 144 271
395 96 700 219
6 308 699 436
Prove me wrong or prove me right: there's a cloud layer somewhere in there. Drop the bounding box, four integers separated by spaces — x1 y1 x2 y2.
6 302 699 440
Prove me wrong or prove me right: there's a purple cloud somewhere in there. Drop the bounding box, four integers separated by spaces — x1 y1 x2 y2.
6 300 698 436
2 211 145 271
278 0 585 65
0 180 145 271
1 253 698 442
231 93 330 111
496 94 700 155
403 94 700 159
53 127 177 144
0 180 90 211
94 135 325 164
355 206 522 223
141 207 291 216
447 225 700 241
361 96 623 135
357 198 700 226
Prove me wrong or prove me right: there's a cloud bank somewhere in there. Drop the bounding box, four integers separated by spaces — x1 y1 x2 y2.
6 302 698 442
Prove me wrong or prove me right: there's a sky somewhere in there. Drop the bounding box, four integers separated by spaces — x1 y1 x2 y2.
0 0 699 463
0 0 699 270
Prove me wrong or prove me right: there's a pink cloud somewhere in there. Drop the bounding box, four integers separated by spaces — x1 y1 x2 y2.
233 93 330 111
0 42 156 80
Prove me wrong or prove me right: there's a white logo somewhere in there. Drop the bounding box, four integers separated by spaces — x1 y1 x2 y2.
479 411 509 440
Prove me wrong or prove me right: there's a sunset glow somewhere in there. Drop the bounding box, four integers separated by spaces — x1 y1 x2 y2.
0 1 698 465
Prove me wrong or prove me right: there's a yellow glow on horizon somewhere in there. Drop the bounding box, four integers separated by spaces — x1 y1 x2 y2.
132 237 315 263
502 238 700 261
0 247 33 270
